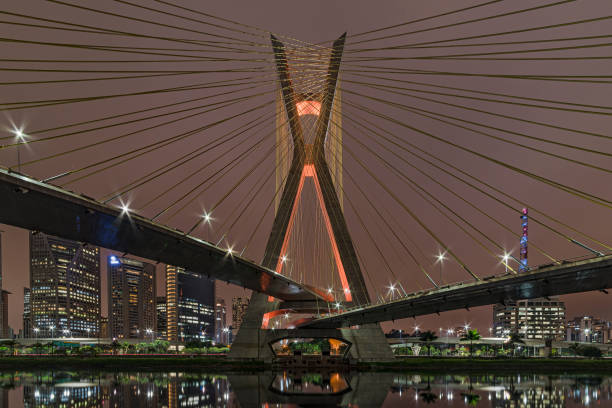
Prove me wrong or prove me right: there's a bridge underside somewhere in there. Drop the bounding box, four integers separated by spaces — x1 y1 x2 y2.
300 255 612 329
0 169 324 302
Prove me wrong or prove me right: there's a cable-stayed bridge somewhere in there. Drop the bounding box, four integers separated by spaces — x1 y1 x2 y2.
1 0 612 361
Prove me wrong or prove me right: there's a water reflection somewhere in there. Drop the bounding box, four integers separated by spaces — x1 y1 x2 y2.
0 370 609 407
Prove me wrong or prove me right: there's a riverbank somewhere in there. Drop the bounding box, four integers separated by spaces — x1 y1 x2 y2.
360 357 612 373
0 356 611 373
0 356 266 372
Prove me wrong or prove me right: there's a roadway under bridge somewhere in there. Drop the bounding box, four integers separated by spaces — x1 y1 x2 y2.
0 169 327 303
299 255 612 329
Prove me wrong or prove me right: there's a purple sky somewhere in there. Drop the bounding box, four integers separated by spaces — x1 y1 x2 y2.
1 0 612 334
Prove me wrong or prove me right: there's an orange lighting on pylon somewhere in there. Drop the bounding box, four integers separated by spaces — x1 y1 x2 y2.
274 164 352 302
296 100 321 116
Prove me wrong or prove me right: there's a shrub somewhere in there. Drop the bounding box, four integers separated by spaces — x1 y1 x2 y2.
580 346 602 358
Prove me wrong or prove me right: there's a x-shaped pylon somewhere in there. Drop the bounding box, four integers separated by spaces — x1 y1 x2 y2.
263 33 370 306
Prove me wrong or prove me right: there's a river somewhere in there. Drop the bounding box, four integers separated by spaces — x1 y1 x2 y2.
0 370 609 407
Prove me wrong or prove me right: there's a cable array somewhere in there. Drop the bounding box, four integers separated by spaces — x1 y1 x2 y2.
1 0 611 317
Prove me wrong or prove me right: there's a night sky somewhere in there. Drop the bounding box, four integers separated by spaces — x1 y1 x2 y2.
1 0 611 335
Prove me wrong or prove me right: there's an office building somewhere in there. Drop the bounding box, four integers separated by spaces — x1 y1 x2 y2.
29 232 101 337
166 265 215 343
22 287 31 338
0 290 8 338
215 298 228 344
0 232 4 338
232 297 249 336
108 255 156 340
493 297 566 340
156 296 167 340
566 316 611 343
100 316 109 338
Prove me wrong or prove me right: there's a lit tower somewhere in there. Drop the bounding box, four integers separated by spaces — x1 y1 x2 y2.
519 208 528 272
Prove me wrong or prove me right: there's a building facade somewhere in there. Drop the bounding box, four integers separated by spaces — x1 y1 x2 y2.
215 298 228 345
0 290 8 338
156 296 167 340
29 233 101 337
231 297 249 337
166 266 215 343
108 255 156 340
566 316 611 343
493 297 566 340
100 316 109 338
22 287 31 338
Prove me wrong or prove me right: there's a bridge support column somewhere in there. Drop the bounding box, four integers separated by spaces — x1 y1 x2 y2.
229 32 393 362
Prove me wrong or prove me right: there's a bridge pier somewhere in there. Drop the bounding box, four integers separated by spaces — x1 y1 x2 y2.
229 316 394 363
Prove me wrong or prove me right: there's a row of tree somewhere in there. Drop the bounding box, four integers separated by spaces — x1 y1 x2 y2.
407 330 605 358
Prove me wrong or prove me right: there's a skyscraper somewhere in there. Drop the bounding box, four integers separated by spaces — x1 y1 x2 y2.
0 231 5 338
493 297 566 340
29 232 101 337
22 287 31 338
231 297 249 336
166 265 215 343
215 298 228 345
0 290 8 338
108 255 156 340
156 296 167 340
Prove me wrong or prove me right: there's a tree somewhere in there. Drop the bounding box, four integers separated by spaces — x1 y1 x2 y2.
569 342 581 357
460 329 481 357
580 345 602 358
0 341 18 356
110 340 120 355
507 332 525 357
419 331 438 357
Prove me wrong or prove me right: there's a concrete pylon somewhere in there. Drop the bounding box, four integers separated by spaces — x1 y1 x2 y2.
228 33 393 362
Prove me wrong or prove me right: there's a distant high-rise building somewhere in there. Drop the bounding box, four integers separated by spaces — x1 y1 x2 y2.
231 297 249 336
100 316 109 338
0 231 8 339
156 296 167 340
108 255 156 340
30 232 101 337
215 298 228 345
166 265 215 343
0 231 3 337
566 316 611 344
493 297 566 340
0 290 8 338
22 287 31 338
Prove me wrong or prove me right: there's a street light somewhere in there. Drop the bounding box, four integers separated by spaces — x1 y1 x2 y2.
11 126 26 173
146 328 153 341
501 253 511 273
34 327 39 341
435 252 447 284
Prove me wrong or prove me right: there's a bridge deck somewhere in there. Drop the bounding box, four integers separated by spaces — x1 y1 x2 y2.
299 255 612 328
0 169 326 302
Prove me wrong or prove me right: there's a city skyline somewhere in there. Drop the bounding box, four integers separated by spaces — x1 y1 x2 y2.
0 223 611 337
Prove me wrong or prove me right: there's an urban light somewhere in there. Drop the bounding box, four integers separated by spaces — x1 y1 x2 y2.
203 211 212 223
435 252 447 284
281 255 288 263
11 125 26 173
501 252 511 273
226 246 234 256
120 203 130 215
